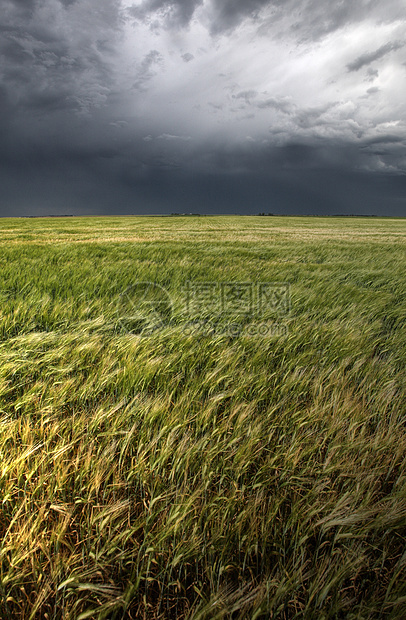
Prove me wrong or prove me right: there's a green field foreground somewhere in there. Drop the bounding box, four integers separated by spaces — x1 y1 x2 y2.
0 215 406 618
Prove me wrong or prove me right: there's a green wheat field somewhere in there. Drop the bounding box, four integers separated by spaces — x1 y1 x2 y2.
0 215 406 619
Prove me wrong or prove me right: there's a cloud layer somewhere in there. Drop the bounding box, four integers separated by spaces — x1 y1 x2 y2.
0 0 405 215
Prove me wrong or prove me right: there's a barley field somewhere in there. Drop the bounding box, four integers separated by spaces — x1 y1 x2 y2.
0 215 406 619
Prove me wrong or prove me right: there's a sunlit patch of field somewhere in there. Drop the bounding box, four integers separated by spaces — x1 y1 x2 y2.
0 215 405 619
0 215 405 246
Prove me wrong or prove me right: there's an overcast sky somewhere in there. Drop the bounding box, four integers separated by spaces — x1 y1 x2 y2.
1 0 406 216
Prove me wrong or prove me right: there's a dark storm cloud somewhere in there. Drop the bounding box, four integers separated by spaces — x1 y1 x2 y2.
209 0 271 34
347 41 404 72
0 0 126 206
189 140 359 175
8 0 36 5
0 0 122 115
3 0 37 15
360 135 404 147
1 136 404 217
126 0 405 42
0 85 13 144
0 0 405 217
128 0 402 38
358 135 406 169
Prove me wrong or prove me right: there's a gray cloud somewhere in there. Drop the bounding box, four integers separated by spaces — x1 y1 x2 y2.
233 90 258 103
2 0 37 16
360 135 405 148
127 0 202 28
258 0 406 48
0 0 122 115
230 92 295 115
347 41 404 72
257 97 294 114
209 0 270 34
124 0 406 48
293 103 336 129
365 68 379 81
133 50 163 90
156 133 192 140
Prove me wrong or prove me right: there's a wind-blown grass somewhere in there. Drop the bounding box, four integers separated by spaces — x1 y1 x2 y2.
0 215 405 618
